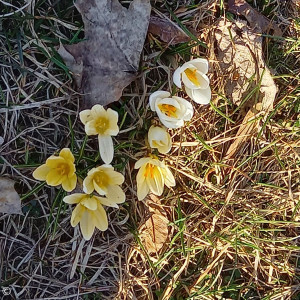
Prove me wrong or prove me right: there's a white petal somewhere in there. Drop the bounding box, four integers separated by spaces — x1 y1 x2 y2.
160 118 183 129
98 135 114 164
162 165 176 188
79 109 92 125
187 86 211 104
91 104 105 118
137 176 149 201
173 66 182 88
195 71 210 89
146 167 164 196
149 91 170 111
189 58 209 74
85 120 98 135
134 157 151 169
172 96 194 121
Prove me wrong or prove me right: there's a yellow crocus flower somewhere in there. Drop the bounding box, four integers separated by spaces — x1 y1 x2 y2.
134 156 175 201
83 164 125 203
33 148 77 192
80 104 119 164
63 193 120 240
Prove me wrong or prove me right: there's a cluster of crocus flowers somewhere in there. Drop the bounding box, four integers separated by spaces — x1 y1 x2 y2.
33 104 125 241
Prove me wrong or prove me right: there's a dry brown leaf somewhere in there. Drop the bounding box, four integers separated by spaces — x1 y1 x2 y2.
139 194 170 254
214 20 278 159
0 177 22 214
58 0 151 107
148 15 193 45
228 0 282 36
215 19 277 109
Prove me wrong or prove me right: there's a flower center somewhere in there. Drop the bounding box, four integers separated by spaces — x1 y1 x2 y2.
94 171 109 188
158 104 177 118
144 164 156 178
184 68 200 86
56 163 70 176
95 117 110 134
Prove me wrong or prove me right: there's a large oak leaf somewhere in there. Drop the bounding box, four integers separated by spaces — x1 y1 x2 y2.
58 0 151 107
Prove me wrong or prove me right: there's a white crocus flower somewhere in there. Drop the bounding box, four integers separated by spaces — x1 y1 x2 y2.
149 91 193 129
148 125 172 154
134 155 175 201
173 58 211 104
80 104 119 164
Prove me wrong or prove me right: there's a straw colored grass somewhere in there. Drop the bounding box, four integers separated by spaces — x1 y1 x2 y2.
0 0 299 299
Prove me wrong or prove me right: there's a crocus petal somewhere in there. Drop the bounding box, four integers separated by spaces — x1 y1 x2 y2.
189 58 209 74
137 174 150 201
106 109 119 136
149 91 170 111
173 66 182 88
91 104 106 118
106 185 126 204
186 86 211 104
81 196 98 210
85 120 98 135
146 167 164 196
173 96 194 121
83 175 95 194
162 165 176 188
46 169 63 186
71 204 85 227
62 173 77 192
79 109 92 125
45 156 65 168
182 71 201 90
96 197 118 208
80 209 95 240
98 135 114 164
33 164 50 181
106 170 125 185
92 203 108 231
134 157 151 169
59 148 75 163
93 180 107 195
159 117 184 129
63 193 84 204
148 126 172 154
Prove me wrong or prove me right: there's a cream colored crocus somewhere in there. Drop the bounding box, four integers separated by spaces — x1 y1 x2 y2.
148 125 172 154
80 104 119 164
173 58 211 104
63 193 121 240
135 156 175 201
83 164 125 203
33 148 77 192
149 91 193 129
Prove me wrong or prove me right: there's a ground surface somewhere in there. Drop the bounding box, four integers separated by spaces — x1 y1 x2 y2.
0 0 299 299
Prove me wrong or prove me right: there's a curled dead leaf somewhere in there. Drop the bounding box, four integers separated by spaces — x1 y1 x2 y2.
0 177 22 215
228 0 282 36
148 15 194 45
58 0 151 107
